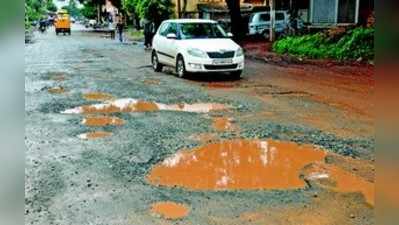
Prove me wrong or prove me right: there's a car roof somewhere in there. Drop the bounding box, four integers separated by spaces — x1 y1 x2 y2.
253 10 287 14
162 19 217 24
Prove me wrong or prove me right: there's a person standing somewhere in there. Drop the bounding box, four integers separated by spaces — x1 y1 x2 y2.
116 13 124 43
143 19 155 50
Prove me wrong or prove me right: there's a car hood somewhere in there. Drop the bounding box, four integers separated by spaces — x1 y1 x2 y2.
179 38 240 52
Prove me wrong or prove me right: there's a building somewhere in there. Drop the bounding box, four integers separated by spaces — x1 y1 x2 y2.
173 0 265 18
309 0 374 26
173 0 374 27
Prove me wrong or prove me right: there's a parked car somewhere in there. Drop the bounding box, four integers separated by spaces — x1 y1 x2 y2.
151 19 245 78
88 19 97 28
248 11 289 38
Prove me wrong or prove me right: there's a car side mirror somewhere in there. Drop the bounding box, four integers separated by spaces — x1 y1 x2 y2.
166 33 177 39
227 32 233 38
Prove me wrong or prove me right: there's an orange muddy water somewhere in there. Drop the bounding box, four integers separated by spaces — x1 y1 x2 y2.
147 139 327 190
212 117 233 131
83 92 114 101
82 116 125 126
62 98 227 114
150 201 189 220
78 131 112 139
144 79 161 85
48 86 66 94
304 162 375 206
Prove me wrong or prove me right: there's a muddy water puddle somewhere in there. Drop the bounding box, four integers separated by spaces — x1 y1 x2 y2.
47 86 66 94
62 98 227 114
303 162 375 206
78 131 112 140
212 117 234 132
150 201 189 220
144 79 161 85
83 92 114 101
147 139 327 190
82 116 125 126
206 82 239 89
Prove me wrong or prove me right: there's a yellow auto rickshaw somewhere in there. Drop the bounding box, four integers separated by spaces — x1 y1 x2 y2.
55 10 71 35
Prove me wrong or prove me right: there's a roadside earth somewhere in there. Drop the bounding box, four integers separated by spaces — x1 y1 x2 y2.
25 27 374 225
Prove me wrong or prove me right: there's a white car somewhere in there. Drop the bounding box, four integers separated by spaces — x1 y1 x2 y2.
151 19 245 78
248 11 289 37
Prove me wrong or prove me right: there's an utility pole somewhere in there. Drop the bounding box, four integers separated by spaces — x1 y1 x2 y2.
97 4 101 23
177 0 181 18
269 0 276 42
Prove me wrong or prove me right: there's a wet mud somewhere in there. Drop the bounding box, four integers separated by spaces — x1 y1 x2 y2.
83 92 114 101
62 98 227 114
143 79 161 85
212 117 234 132
150 201 189 220
47 86 66 94
303 162 374 206
77 131 112 140
82 116 125 126
225 190 373 225
147 139 327 190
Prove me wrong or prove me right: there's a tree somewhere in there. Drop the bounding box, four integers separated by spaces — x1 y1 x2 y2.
122 0 173 27
79 0 105 21
62 0 82 18
46 0 58 12
25 0 52 22
80 1 97 19
226 0 243 41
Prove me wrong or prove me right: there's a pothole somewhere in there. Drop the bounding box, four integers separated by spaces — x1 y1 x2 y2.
212 117 234 132
77 131 112 140
147 139 327 190
82 116 125 126
143 79 161 85
83 92 114 101
150 201 189 220
303 162 374 206
206 82 238 89
62 98 228 114
48 86 66 94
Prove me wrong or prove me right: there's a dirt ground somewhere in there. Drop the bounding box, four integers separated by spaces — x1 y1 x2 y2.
25 25 374 225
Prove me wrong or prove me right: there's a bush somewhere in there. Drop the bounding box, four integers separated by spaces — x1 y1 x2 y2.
273 27 374 60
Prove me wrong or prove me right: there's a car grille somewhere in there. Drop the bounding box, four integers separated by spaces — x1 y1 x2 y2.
204 64 238 70
207 51 235 58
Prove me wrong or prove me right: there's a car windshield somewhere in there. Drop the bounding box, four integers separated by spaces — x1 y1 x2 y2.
180 23 227 39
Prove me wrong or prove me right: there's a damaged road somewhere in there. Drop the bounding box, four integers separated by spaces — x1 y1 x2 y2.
25 29 374 225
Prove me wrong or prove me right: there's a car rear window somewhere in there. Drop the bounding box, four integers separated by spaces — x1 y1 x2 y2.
259 14 270 22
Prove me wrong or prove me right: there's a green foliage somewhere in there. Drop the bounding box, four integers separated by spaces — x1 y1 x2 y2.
80 1 97 19
46 0 58 12
26 0 55 28
62 0 82 18
123 0 174 23
273 27 374 60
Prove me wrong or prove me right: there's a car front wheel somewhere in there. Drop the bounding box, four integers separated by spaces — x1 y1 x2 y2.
230 70 242 79
176 56 187 78
152 51 163 72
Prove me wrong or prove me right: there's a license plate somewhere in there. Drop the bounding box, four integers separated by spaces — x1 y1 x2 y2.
212 59 233 65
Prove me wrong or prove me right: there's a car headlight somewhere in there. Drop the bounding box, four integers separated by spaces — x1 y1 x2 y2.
187 48 208 58
235 48 244 57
